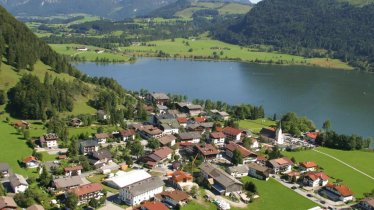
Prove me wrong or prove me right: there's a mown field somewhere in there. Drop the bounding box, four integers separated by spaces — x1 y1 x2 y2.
121 38 353 70
175 2 251 18
283 147 374 198
238 118 276 134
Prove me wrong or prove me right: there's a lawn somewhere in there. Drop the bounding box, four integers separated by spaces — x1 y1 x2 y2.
237 177 317 210
86 174 119 193
181 201 216 210
121 38 352 70
238 118 276 134
283 148 374 197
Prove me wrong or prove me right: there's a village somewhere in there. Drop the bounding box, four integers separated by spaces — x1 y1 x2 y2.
0 92 373 210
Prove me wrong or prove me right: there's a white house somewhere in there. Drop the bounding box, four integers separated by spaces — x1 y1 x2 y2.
323 183 354 202
227 165 249 178
299 161 318 172
209 132 226 148
251 139 260 149
9 174 29 193
39 133 59 149
267 157 294 174
303 172 329 187
119 176 164 206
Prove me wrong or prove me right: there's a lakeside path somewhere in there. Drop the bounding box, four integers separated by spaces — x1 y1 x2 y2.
313 149 374 181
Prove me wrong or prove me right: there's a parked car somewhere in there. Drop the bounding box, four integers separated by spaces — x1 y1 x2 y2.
307 194 312 197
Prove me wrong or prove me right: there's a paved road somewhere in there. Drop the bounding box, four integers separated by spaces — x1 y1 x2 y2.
313 149 374 181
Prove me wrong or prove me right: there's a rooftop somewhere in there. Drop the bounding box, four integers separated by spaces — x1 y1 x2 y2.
105 170 151 188
151 93 169 100
223 127 242 136
179 132 201 140
195 144 220 156
300 161 318 169
247 163 270 173
226 142 252 157
0 196 17 209
156 190 189 202
228 165 249 174
141 201 169 210
80 140 98 148
64 165 83 172
325 183 353 197
210 132 226 139
199 162 243 188
69 183 103 197
53 176 83 189
157 135 177 145
153 146 173 159
305 171 329 181
124 176 164 196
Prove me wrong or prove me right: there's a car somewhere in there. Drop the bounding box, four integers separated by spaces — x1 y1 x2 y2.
291 186 297 190
320 200 326 204
307 194 312 197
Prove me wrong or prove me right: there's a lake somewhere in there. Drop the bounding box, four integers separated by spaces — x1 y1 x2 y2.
75 58 374 146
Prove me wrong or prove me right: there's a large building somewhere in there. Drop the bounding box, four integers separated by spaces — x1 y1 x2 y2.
68 183 103 205
39 133 59 149
104 170 152 189
119 176 164 206
321 183 354 202
9 173 28 193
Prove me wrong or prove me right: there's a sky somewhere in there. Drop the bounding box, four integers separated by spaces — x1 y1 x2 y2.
250 0 263 3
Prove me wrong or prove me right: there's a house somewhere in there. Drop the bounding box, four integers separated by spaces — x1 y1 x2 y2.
140 125 163 139
209 132 226 148
157 135 177 147
155 190 189 208
188 122 213 133
193 117 207 124
64 165 83 177
94 133 109 144
13 120 30 129
160 121 179 135
26 204 45 210
360 197 374 210
146 93 169 105
199 162 243 196
286 171 301 182
259 127 276 142
210 110 230 121
142 147 173 168
195 144 220 160
53 176 83 191
0 163 10 177
139 201 169 210
89 150 113 167
9 174 28 193
251 139 259 149
97 110 109 121
119 176 164 206
70 118 83 127
68 183 103 205
177 117 188 128
105 170 152 189
255 156 268 166
100 162 119 174
247 163 270 180
0 196 17 210
76 46 88 51
169 171 193 190
228 165 249 178
223 127 242 141
80 140 99 155
179 132 201 144
267 157 294 174
154 114 176 125
176 102 203 116
299 161 318 172
120 129 136 141
156 105 168 114
321 183 354 202
305 132 319 143
225 142 257 163
23 156 39 168
303 172 329 187
39 133 59 149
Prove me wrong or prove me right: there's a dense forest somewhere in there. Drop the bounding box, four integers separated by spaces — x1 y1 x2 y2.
213 0 374 71
316 131 372 150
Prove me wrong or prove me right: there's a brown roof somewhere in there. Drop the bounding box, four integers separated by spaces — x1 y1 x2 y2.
305 172 329 181
69 183 103 197
95 133 109 139
120 129 135 137
157 135 177 145
361 197 374 208
195 144 220 156
0 196 17 209
300 161 318 168
26 204 45 210
287 171 301 177
273 157 294 166
64 165 83 172
247 163 270 173
23 156 37 163
194 117 206 123
326 183 353 197
223 127 242 136
153 147 173 159
157 190 189 202
226 142 252 157
14 121 29 127
210 132 226 139
171 171 193 183
177 117 188 123
141 201 169 210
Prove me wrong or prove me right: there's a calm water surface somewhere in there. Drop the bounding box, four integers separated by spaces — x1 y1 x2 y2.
75 59 374 146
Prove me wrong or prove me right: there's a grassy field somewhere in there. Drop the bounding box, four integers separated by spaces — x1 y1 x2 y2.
86 173 119 193
283 148 374 198
236 177 317 210
238 118 276 134
121 38 352 70
175 2 251 18
181 201 217 210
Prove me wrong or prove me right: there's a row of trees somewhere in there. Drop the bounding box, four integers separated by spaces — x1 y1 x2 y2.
316 131 372 151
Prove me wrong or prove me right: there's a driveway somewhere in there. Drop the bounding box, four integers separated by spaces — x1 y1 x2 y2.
204 189 247 208
98 202 124 210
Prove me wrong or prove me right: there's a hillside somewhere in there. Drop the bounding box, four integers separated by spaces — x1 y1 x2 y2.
0 0 176 20
213 0 374 71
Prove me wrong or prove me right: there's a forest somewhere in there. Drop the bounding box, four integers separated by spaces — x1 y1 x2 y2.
213 0 374 71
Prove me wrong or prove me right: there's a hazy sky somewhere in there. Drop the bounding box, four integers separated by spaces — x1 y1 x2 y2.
250 0 262 3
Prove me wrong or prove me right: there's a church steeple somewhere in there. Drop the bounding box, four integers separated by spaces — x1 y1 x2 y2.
276 121 284 145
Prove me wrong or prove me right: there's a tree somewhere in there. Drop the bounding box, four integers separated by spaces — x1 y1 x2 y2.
14 192 34 208
23 129 30 140
47 115 69 141
190 186 198 197
268 146 283 159
147 138 160 149
232 149 243 165
39 166 52 187
89 198 100 208
68 138 79 157
322 120 331 131
130 141 144 158
244 181 257 193
291 157 296 164
0 90 6 105
242 137 252 149
65 192 78 210
0 183 6 196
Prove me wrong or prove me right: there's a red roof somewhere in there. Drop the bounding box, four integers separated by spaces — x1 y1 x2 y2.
226 142 252 157
64 165 83 172
153 147 173 159
172 171 193 183
306 132 319 139
300 161 318 169
23 156 37 163
326 183 353 197
287 171 301 177
194 117 207 123
223 127 242 136
141 201 169 210
210 132 226 139
177 117 188 123
69 183 103 197
305 172 329 181
195 144 220 156
120 129 135 137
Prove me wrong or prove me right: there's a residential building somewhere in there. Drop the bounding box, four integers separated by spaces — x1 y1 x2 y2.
225 142 257 163
140 125 163 139
160 122 179 135
169 170 193 190
0 196 17 210
199 162 243 196
177 117 188 128
0 163 10 177
179 132 201 144
176 102 203 116
26 204 45 210
321 183 354 202
13 120 30 129
146 93 169 105
360 197 374 210
142 147 173 168
286 171 301 182
299 161 318 172
23 156 39 168
267 157 294 174
223 127 242 141
79 140 99 155
104 170 152 189
120 129 136 141
9 174 28 193
39 133 59 149
156 105 168 114
228 165 249 178
251 139 259 149
305 132 319 144
303 172 329 187
69 183 103 205
64 165 83 177
155 190 189 208
247 163 270 180
53 176 83 192
70 118 83 127
209 132 226 148
89 150 113 167
94 133 109 144
195 144 220 160
157 135 177 147
119 176 164 206
139 201 169 210
210 110 230 121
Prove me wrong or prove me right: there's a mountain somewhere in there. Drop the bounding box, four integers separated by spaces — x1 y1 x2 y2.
213 0 374 71
0 0 176 20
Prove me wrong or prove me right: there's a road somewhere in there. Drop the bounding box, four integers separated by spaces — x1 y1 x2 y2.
204 189 247 208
